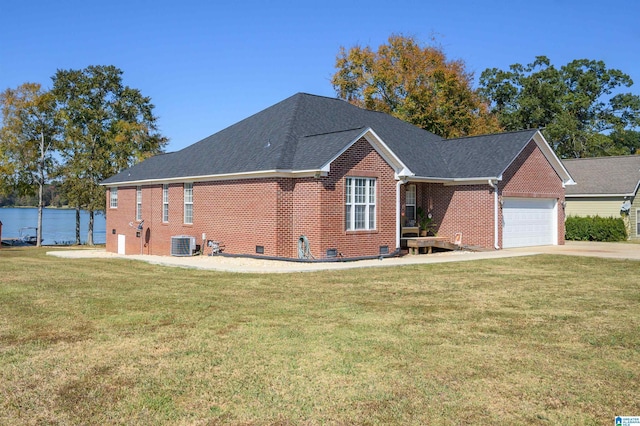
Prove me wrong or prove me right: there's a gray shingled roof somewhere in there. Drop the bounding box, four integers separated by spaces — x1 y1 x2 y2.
440 130 539 179
102 93 549 185
563 155 640 196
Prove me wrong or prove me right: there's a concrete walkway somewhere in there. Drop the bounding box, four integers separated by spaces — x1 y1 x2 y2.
46 241 640 274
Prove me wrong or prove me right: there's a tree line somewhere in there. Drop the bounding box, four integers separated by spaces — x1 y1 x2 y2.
0 183 68 208
0 65 167 246
332 35 640 157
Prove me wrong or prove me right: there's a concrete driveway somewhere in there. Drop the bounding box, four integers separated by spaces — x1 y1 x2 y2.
508 240 640 261
47 241 640 274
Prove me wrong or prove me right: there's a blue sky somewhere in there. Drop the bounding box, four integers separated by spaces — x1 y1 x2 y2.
1 0 638 152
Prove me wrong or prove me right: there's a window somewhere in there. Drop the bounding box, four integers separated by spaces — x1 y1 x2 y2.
136 186 142 221
405 184 416 225
345 177 376 230
162 184 169 222
637 209 640 237
110 187 118 208
184 183 193 224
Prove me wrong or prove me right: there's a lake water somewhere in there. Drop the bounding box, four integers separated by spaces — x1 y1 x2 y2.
0 208 106 245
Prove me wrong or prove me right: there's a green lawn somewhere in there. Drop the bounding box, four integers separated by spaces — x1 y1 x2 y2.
1 247 638 424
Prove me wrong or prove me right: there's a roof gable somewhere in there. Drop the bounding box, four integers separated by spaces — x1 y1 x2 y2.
563 155 640 196
435 130 574 185
440 130 539 179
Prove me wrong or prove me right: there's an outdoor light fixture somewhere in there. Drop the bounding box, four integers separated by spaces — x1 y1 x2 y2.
137 220 144 231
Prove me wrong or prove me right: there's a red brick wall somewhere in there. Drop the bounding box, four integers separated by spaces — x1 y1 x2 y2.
106 138 398 258
106 186 141 255
414 183 495 249
499 140 566 245
106 180 282 256
317 138 397 258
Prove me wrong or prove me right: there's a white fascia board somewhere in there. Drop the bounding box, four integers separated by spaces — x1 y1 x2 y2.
405 177 453 183
100 169 323 187
566 193 633 198
405 176 500 186
319 127 412 176
443 177 501 186
531 131 576 186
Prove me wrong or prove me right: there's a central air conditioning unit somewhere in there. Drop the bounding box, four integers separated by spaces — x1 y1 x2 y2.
171 235 196 256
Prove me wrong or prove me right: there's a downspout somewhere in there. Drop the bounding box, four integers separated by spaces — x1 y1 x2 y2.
396 180 403 250
488 180 500 250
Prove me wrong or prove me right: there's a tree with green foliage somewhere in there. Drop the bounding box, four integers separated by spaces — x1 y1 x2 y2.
53 65 167 245
332 34 502 138
479 56 640 158
609 129 640 155
0 83 60 246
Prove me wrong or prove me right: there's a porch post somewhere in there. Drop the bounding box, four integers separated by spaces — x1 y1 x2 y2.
396 180 403 250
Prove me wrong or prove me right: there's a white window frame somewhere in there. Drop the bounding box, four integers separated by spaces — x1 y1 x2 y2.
184 183 193 224
136 186 142 221
110 187 118 209
636 208 640 237
345 177 376 231
405 184 416 225
162 184 169 223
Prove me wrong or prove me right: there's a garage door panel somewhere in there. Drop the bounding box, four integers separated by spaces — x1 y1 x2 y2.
503 198 556 248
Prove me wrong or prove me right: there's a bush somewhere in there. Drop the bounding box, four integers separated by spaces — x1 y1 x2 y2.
565 215 627 242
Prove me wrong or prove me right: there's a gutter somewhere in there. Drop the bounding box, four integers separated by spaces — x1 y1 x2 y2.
488 180 500 250
100 168 329 187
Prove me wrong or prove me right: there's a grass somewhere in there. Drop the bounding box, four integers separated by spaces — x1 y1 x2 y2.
0 247 639 425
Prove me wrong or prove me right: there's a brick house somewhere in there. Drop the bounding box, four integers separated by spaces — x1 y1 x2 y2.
101 93 574 259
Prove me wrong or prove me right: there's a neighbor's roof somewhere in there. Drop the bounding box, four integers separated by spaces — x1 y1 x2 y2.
101 93 569 185
563 155 640 197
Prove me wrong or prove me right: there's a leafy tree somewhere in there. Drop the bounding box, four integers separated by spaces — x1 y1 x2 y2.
0 83 60 246
331 34 502 138
53 65 168 245
609 129 640 155
479 56 640 158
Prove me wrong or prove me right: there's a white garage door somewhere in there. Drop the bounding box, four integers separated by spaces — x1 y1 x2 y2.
502 198 557 248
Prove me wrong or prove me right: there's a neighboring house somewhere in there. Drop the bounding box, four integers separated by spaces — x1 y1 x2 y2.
101 93 574 259
563 155 640 239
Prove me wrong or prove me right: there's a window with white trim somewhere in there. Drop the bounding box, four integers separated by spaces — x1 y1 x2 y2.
636 208 640 237
184 183 193 224
136 186 142 221
405 184 416 225
345 177 376 230
162 184 169 222
110 187 118 208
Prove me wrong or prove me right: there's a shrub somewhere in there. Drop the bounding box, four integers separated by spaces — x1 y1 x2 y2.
565 215 627 242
